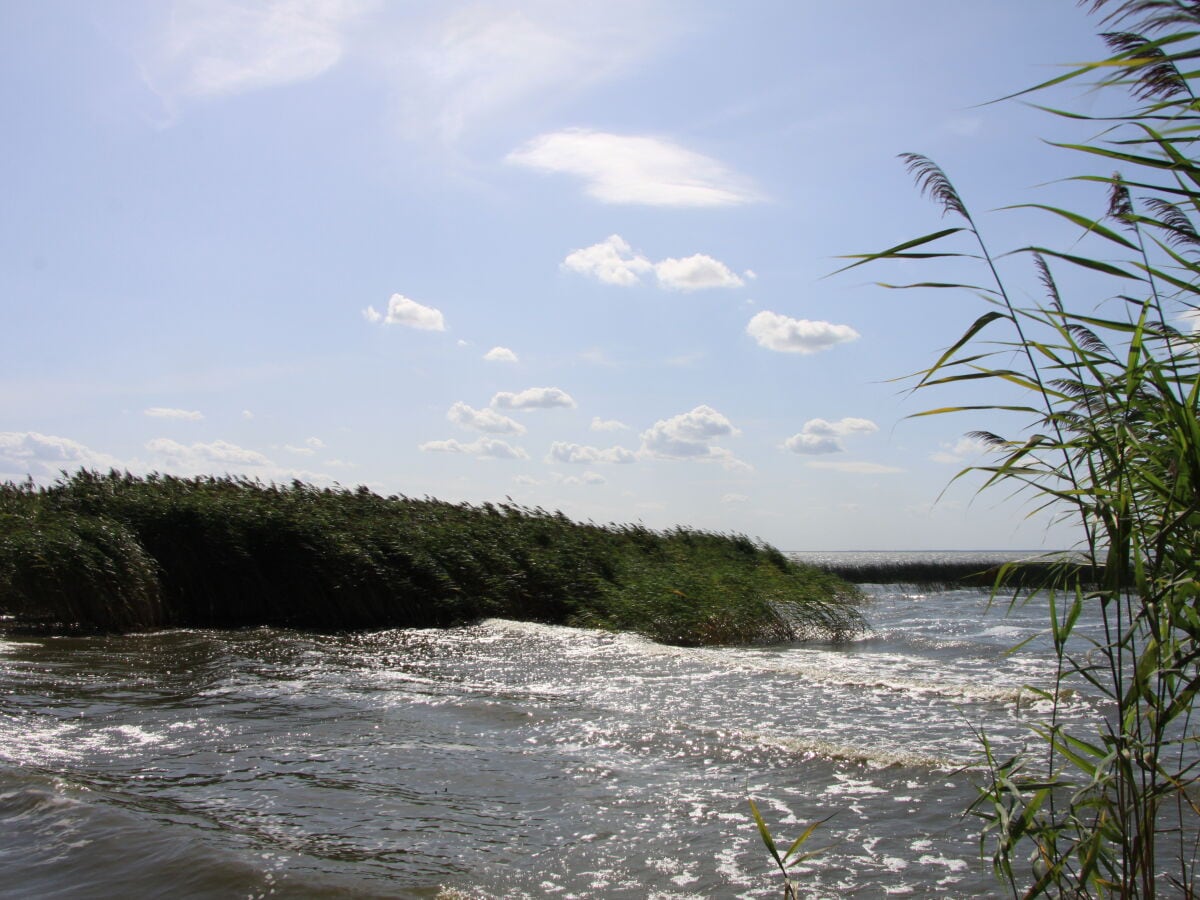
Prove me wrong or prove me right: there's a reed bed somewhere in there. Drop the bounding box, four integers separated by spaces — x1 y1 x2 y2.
0 470 862 645
812 558 1106 590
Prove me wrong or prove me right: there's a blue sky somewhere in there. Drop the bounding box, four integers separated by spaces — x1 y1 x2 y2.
1 1 1128 549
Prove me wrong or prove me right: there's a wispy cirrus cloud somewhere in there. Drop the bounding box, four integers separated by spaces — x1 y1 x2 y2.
509 130 761 207
490 387 576 410
363 293 446 331
144 0 374 100
563 234 743 290
747 311 860 354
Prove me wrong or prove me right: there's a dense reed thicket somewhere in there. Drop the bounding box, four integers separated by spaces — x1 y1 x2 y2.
0 470 862 645
844 1 1200 894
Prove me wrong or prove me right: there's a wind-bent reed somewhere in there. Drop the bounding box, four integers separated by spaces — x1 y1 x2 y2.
841 1 1200 895
0 470 862 646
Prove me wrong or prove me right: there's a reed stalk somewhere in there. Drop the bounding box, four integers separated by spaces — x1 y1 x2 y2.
842 2 1200 894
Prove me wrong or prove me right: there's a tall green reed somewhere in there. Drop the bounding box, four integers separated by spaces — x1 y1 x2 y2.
842 1 1200 894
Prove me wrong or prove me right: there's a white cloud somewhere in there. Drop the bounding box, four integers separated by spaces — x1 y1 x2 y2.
512 474 541 486
386 4 665 143
490 386 576 410
721 493 749 504
364 293 446 331
284 444 316 455
806 460 903 475
930 435 992 465
640 405 749 470
418 436 528 460
146 437 272 468
654 254 743 291
562 235 653 286
241 409 255 420
746 311 860 354
784 417 878 455
483 346 518 363
0 432 123 480
547 441 636 465
447 401 526 435
1180 307 1200 334
591 417 629 432
563 235 743 291
145 0 372 100
144 407 204 421
509 129 761 207
305 436 325 449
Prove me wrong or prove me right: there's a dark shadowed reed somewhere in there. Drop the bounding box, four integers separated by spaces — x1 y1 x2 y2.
0 470 862 645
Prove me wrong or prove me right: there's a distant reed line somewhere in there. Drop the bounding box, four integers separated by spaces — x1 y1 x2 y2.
809 558 1106 590
0 470 863 645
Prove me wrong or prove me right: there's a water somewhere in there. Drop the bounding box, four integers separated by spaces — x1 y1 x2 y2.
0 553 1101 898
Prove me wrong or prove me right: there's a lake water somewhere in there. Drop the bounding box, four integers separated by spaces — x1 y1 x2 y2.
0 552 1099 898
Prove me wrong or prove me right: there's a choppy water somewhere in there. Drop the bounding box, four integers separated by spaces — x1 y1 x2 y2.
0 553 1101 898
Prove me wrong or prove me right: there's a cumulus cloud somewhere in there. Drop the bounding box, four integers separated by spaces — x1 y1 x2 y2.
490 386 576 410
144 407 204 421
746 311 860 354
784 417 878 455
562 235 743 291
363 293 446 331
547 441 636 465
654 254 743 291
241 409 255 420
509 129 760 207
144 0 372 100
146 437 272 468
418 436 528 460
0 431 122 480
806 460 903 475
640 405 749 470
591 417 629 432
483 346 518 363
930 435 992 465
447 401 526 435
562 235 653 286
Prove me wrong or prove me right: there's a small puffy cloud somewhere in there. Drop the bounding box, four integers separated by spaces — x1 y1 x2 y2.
0 431 122 480
563 235 742 291
806 460 903 475
721 493 749 504
447 401 526 435
490 387 576 410
284 444 316 456
591 417 629 432
418 436 528 460
508 129 760 207
364 293 446 331
784 417 878 455
747 311 860 354
144 407 204 421
931 435 992 465
547 441 636 465
305 437 325 449
483 346 519 363
241 409 255 420
146 437 271 468
563 235 653 286
654 254 743 291
640 405 749 470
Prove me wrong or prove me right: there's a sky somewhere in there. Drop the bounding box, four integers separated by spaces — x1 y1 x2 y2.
0 1 1140 550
